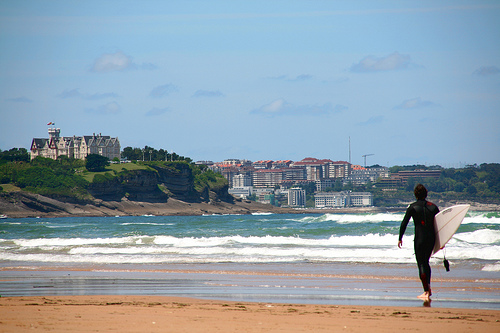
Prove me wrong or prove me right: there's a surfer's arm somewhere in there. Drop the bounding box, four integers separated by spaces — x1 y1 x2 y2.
398 206 413 246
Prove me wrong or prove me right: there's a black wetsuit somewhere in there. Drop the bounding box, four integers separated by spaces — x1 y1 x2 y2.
399 200 439 292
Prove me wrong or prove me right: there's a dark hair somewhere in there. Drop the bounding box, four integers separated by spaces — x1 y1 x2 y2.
414 184 428 200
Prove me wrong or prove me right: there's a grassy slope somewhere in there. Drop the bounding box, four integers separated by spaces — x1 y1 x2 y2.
79 163 153 182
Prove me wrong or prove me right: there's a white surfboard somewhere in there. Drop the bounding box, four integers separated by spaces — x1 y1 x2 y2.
433 204 470 255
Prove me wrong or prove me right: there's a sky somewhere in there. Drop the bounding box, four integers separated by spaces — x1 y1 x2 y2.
1 1 499 167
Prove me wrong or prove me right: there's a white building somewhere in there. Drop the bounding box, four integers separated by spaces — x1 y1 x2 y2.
288 187 306 208
346 192 373 206
233 173 252 187
314 191 373 208
228 186 253 199
344 166 389 186
314 192 346 208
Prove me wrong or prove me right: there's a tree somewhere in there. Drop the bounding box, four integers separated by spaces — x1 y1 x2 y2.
85 154 109 172
121 147 142 161
0 148 29 164
454 182 466 192
466 184 477 195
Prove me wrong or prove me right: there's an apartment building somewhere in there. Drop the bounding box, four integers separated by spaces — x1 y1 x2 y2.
328 161 351 178
272 160 293 169
288 187 306 207
316 178 335 192
314 191 373 208
314 192 346 208
253 160 273 169
344 165 389 186
253 169 283 188
376 169 442 188
346 192 373 206
228 186 253 198
233 173 252 187
282 167 306 181
291 158 333 180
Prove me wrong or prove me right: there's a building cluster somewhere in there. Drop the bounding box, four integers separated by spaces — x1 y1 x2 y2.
30 128 121 161
197 157 442 209
196 158 389 208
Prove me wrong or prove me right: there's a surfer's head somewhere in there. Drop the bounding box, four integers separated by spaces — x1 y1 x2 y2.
414 184 428 200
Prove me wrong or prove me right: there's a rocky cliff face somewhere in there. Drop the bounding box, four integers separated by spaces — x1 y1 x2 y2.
150 164 194 198
87 165 222 203
88 170 168 202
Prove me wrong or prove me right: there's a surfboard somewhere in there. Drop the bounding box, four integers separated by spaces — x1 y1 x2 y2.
433 204 470 255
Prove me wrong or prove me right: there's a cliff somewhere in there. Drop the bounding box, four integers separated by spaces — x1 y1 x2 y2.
88 169 168 202
88 163 217 203
0 163 277 217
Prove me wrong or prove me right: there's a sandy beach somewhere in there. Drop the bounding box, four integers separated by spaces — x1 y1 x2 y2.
1 295 499 332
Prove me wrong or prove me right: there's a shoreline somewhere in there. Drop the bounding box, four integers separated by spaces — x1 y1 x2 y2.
1 295 499 332
1 191 498 219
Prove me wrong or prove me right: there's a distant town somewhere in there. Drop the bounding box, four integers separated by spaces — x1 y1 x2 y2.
27 127 446 209
196 158 441 209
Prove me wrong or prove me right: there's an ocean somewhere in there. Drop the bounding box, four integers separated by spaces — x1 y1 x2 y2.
1 211 499 309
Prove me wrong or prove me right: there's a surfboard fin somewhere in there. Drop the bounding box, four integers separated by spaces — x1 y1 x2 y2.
443 257 450 272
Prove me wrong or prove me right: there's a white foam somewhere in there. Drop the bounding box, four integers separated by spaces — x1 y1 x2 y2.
322 213 404 224
453 229 500 245
462 213 500 225
13 236 136 247
482 262 500 272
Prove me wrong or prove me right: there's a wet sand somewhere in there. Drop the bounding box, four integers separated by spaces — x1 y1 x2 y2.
1 262 499 309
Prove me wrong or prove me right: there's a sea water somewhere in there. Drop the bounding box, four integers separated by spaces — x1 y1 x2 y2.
1 212 499 267
1 212 499 308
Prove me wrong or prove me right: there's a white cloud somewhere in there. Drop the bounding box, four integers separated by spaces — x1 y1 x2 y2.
86 92 120 100
474 65 500 76
251 99 347 117
293 74 313 81
192 90 224 98
58 89 118 100
90 51 157 73
58 89 82 99
350 52 411 72
150 84 178 98
91 51 133 73
394 97 439 110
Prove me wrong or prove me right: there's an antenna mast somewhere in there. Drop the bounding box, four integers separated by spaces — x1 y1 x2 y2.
349 137 351 164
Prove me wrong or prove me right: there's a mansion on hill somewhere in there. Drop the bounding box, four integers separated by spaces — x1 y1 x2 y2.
30 128 120 161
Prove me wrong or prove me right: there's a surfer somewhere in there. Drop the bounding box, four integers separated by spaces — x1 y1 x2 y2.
398 184 439 300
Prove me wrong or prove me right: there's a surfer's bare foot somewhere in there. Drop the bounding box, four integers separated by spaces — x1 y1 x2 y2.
417 291 431 300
